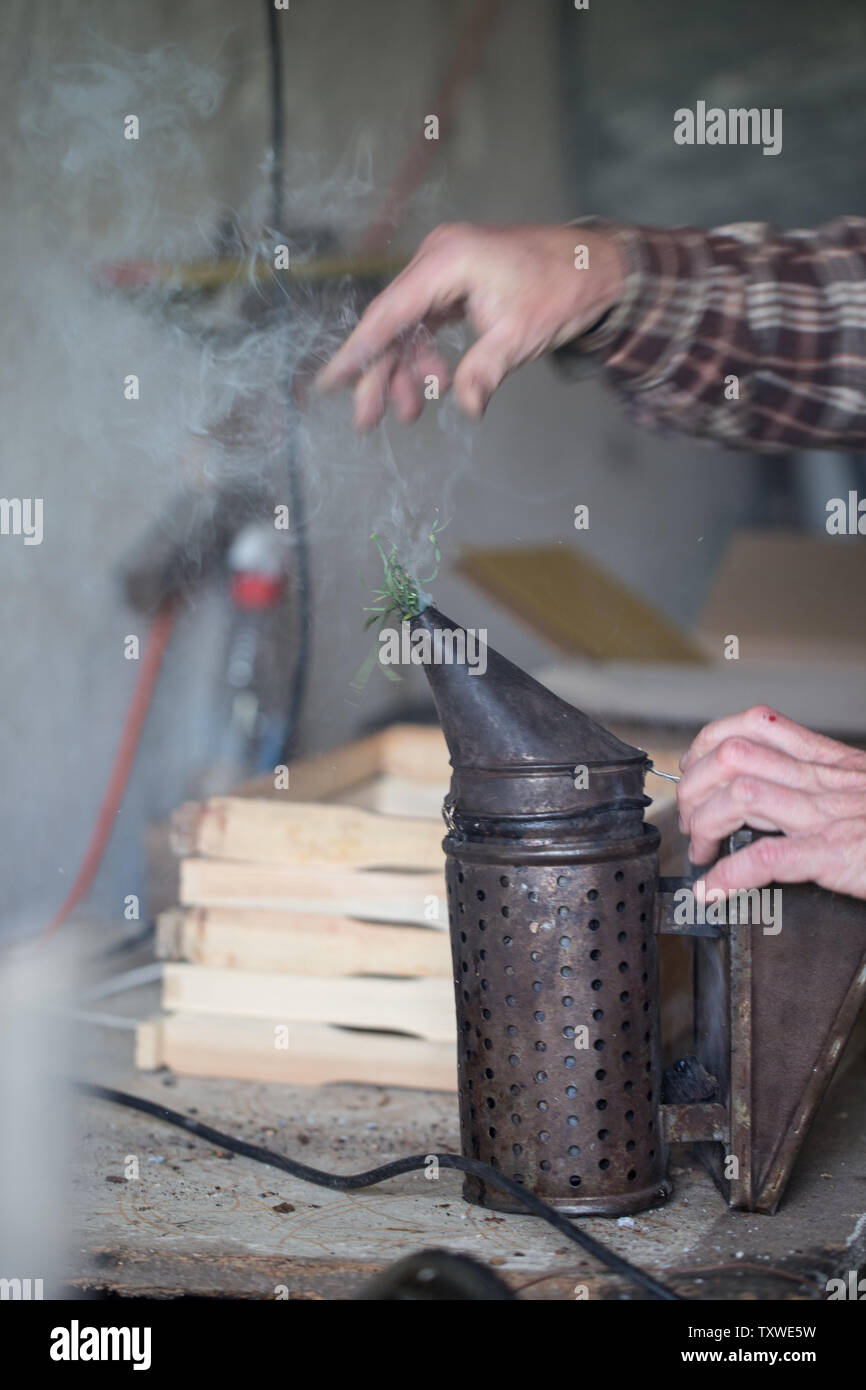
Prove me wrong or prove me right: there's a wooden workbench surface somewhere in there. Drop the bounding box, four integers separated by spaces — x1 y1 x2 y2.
66 963 866 1301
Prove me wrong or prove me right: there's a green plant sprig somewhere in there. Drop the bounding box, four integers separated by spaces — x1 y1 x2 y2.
362 513 446 628
352 514 447 689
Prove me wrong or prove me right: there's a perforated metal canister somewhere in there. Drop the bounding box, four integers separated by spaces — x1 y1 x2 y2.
413 606 671 1216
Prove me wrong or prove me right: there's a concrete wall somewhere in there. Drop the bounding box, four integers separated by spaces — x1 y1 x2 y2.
0 0 789 935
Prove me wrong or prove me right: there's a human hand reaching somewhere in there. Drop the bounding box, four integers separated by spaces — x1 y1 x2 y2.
315 222 624 429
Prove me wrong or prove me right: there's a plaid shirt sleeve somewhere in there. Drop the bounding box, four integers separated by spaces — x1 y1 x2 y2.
558 217 866 453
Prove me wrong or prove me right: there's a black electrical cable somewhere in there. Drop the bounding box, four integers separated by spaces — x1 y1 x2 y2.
263 0 313 766
264 0 285 234
73 1080 681 1301
279 409 313 767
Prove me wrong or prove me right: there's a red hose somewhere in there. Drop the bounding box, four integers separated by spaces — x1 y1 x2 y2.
44 601 177 937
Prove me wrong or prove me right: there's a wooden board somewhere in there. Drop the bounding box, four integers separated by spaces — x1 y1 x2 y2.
237 724 450 802
161 964 455 1042
136 1012 457 1090
699 528 866 667
458 544 706 663
539 659 866 738
156 907 452 977
179 860 447 926
148 725 451 916
172 798 445 870
376 724 451 782
233 729 390 803
337 773 448 818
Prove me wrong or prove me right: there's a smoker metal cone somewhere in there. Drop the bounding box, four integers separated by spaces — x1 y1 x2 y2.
410 607 649 825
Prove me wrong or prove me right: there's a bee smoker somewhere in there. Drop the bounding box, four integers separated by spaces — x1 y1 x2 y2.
413 607 866 1219
412 607 670 1216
